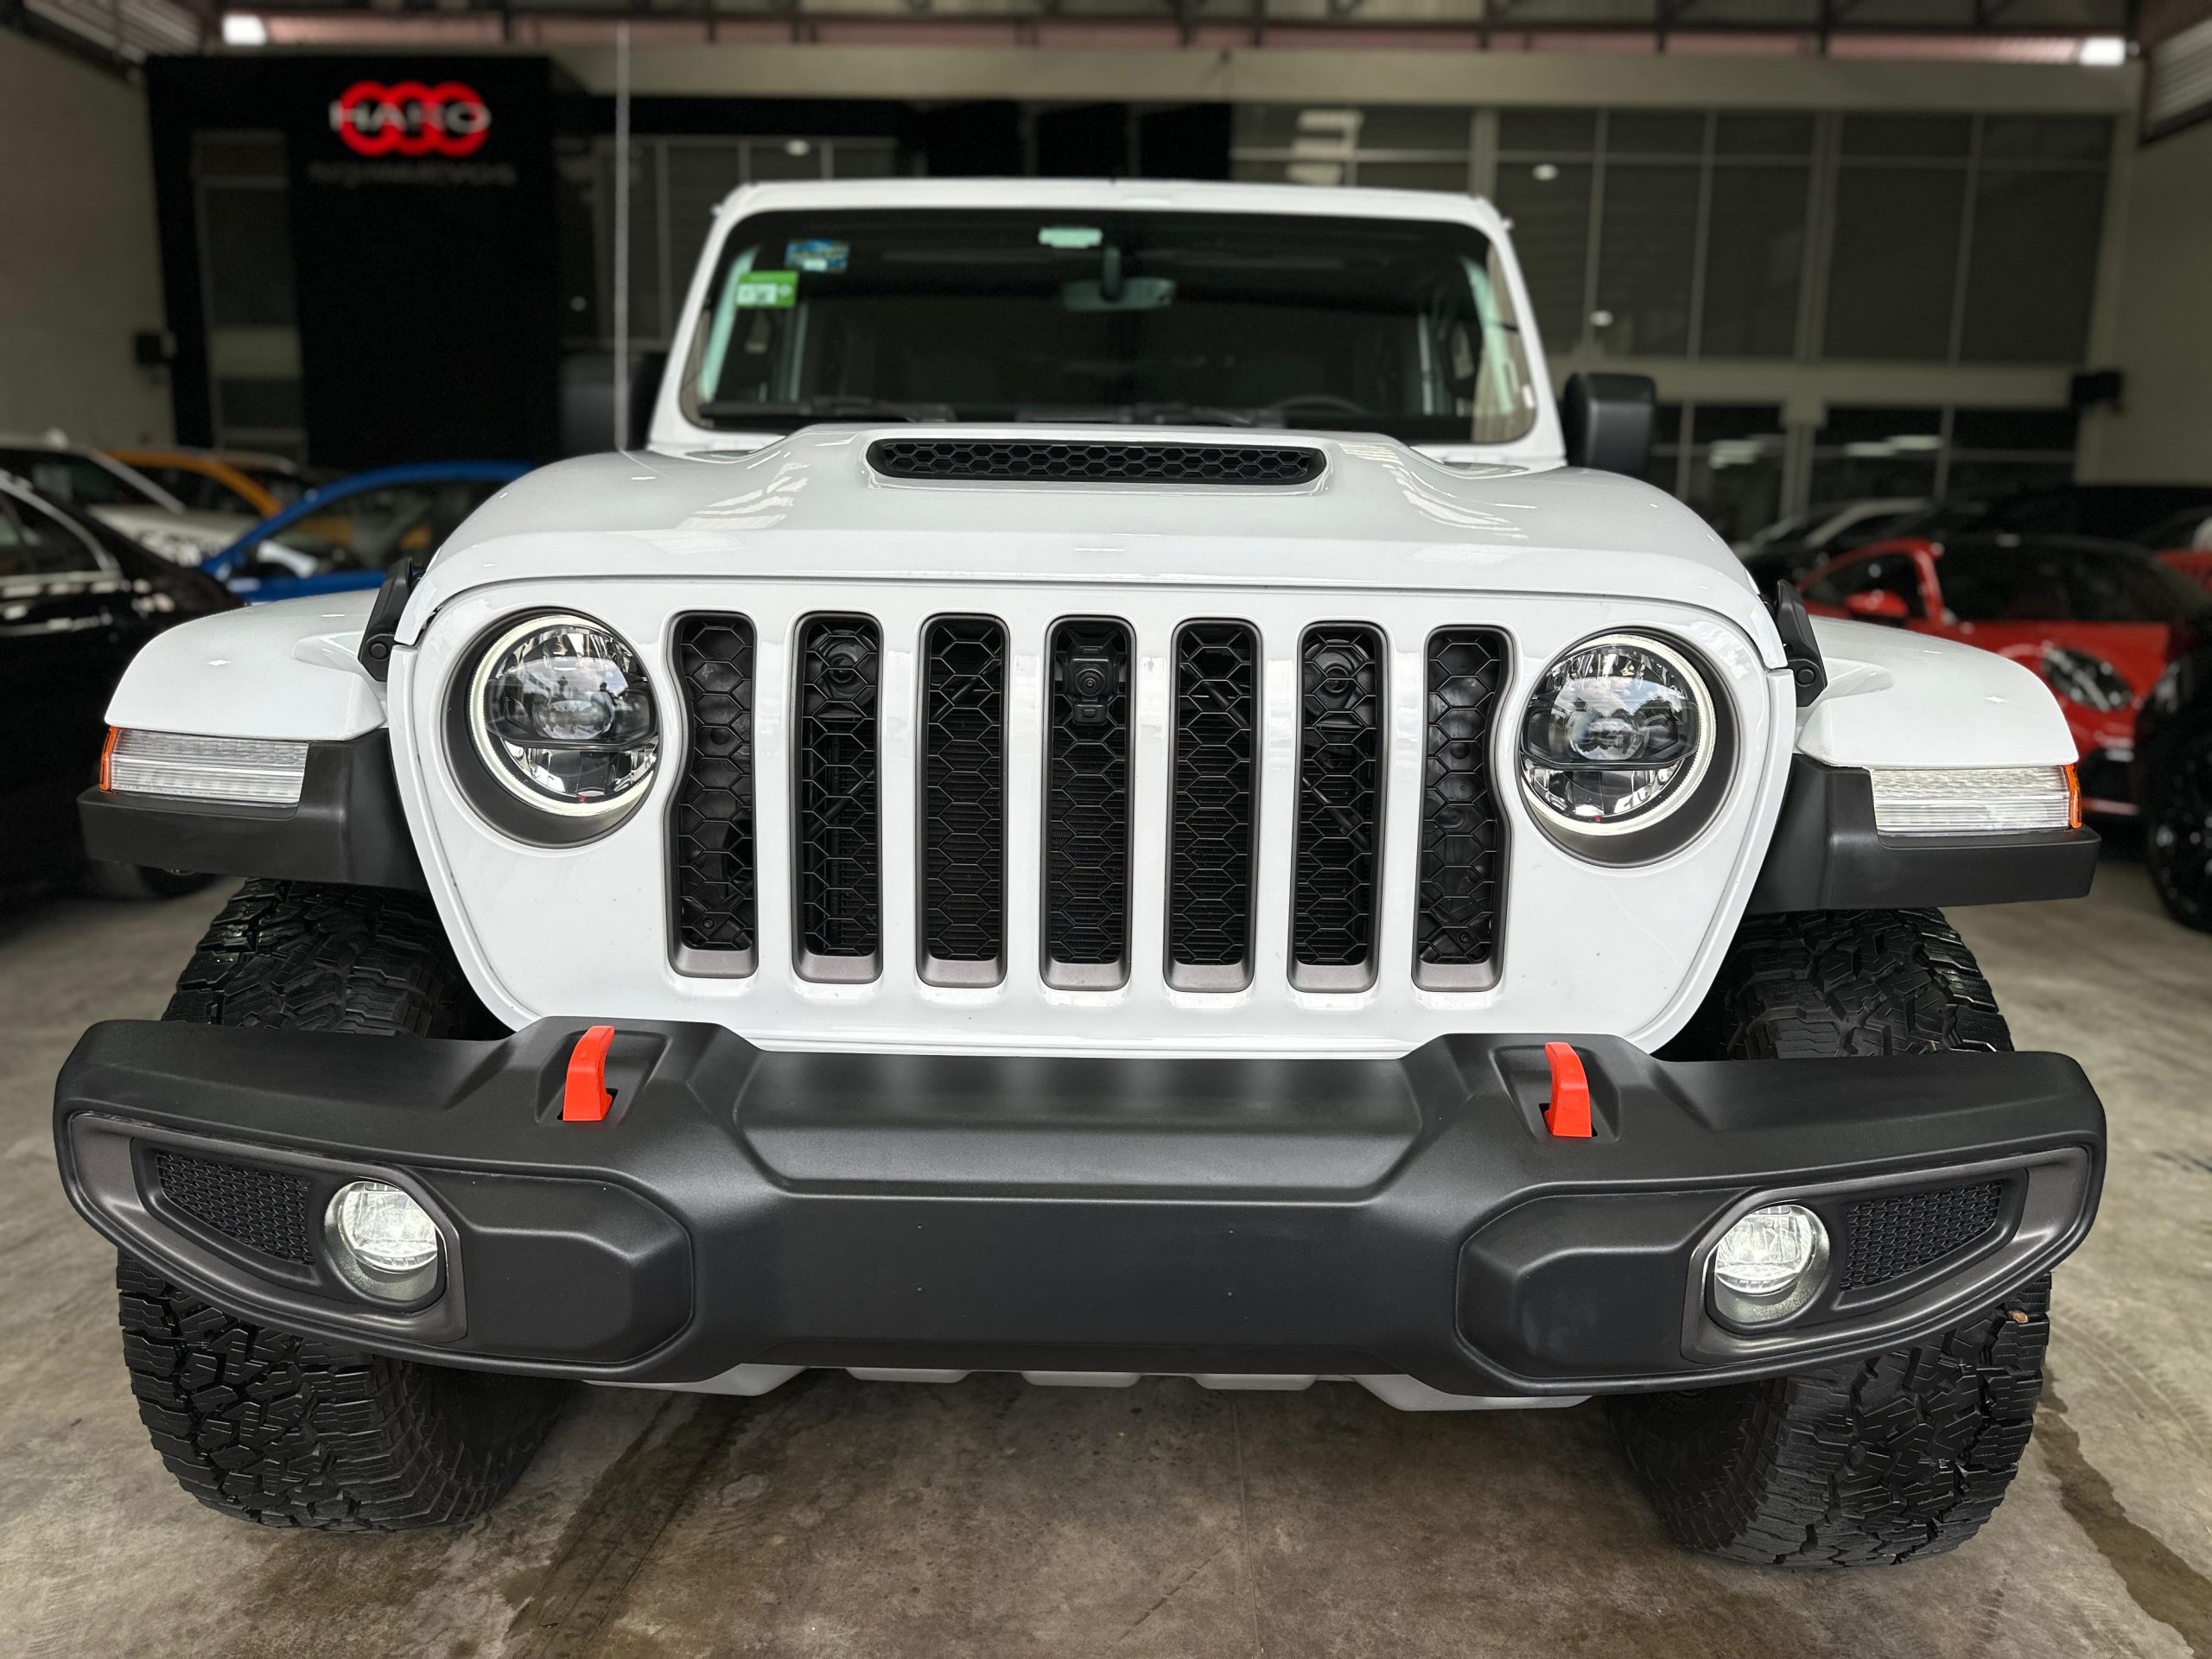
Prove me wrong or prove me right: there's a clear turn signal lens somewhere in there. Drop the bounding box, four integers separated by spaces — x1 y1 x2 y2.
1867 767 2077 836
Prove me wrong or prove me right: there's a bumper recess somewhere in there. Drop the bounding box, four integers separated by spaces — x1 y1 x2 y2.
54 1019 2102 1398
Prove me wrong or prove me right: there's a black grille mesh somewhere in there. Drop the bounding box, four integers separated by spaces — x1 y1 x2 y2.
794 615 881 963
1045 619 1133 972
920 617 1007 967
1840 1181 2005 1290
1416 630 1508 977
1169 623 1259 975
1293 626 1386 974
671 615 757 957
152 1149 312 1265
868 438 1325 486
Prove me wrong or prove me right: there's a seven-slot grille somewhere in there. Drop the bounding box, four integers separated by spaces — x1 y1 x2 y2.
670 614 1506 989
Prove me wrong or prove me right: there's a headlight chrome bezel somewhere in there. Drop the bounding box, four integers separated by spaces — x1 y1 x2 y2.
1516 629 1735 866
448 610 661 845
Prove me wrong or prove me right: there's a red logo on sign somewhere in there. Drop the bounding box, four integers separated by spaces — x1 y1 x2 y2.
330 80 492 158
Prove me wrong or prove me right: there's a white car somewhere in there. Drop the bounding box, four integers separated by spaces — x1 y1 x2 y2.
57 181 2103 1567
0 434 252 565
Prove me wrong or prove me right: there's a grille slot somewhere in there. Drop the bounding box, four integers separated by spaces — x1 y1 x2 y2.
868 438 1325 486
1168 622 1260 989
1416 629 1508 988
920 617 1007 984
1292 625 1386 989
1840 1181 2005 1290
671 614 757 974
152 1149 313 1265
1044 618 1134 988
793 614 882 979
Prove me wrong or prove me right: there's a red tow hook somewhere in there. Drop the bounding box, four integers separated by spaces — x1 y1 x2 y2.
1542 1041 1592 1139
563 1025 617 1122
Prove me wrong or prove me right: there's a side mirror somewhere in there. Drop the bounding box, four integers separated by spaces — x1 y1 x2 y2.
1846 589 1911 622
1560 372 1656 476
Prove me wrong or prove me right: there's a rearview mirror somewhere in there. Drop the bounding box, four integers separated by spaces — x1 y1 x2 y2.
1560 372 1656 476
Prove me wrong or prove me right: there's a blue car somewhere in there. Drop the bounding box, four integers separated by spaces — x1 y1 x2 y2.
202 461 530 601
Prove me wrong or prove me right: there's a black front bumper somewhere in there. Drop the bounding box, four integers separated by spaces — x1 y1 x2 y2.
54 1019 2103 1399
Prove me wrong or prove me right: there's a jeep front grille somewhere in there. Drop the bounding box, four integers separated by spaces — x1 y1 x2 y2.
667 612 1507 993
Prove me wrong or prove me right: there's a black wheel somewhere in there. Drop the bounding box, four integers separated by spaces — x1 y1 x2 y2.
2141 722 2212 932
118 879 566 1531
85 860 214 901
1620 909 2044 1567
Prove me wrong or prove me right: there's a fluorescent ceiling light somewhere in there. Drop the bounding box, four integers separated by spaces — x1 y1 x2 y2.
222 12 268 44
2077 35 2126 67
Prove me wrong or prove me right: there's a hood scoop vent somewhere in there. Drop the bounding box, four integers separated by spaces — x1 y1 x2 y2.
866 438 1325 486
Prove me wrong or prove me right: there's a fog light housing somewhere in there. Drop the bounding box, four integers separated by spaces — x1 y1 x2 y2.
1710 1203 1828 1326
325 1179 442 1302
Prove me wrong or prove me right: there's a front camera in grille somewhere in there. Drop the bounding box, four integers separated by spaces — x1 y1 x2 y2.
920 617 1007 984
1416 630 1508 988
671 615 758 975
152 1148 313 1265
1840 1181 2005 1290
1168 622 1259 989
1292 626 1386 990
794 615 882 980
868 438 1325 486
1045 619 1133 988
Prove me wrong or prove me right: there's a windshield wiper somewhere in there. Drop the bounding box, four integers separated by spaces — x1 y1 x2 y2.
698 397 958 423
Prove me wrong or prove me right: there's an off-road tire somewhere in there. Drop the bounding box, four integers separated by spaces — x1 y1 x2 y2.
2140 722 2212 933
118 879 567 1531
1620 908 2044 1566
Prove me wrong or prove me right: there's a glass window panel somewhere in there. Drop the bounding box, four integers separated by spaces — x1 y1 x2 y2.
1592 162 1699 356
1606 112 1705 156
830 144 898 179
0 497 101 577
748 138 830 181
1840 114 1972 158
1642 401 1688 494
201 188 296 328
1494 160 1592 354
1355 160 1471 193
1700 162 1808 358
664 143 747 311
1820 406 1942 445
1980 116 2111 162
1231 159 1297 184
556 149 601 346
1714 114 1815 156
1498 110 1597 155
1351 106 1471 151
1952 407 2077 451
600 141 663 343
1959 167 2106 363
1232 106 1299 149
1944 458 2076 500
1823 167 1965 359
214 377 302 431
1683 404 1786 544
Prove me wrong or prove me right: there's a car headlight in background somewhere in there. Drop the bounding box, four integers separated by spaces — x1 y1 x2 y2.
466 613 658 821
1519 632 1720 850
132 525 228 565
2037 645 2133 714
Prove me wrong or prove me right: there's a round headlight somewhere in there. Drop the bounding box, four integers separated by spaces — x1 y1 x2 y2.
468 613 658 817
1519 632 1715 838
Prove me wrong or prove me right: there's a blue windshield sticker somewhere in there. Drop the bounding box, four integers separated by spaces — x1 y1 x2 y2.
785 238 849 273
732 270 798 308
1038 226 1103 250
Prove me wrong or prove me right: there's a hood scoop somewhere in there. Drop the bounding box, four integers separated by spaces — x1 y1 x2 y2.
865 438 1326 486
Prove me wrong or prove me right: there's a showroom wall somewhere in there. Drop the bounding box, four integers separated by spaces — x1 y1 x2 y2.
0 31 172 446
2078 116 2212 482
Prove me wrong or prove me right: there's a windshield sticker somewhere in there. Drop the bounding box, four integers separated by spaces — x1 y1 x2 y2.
1038 225 1103 250
732 270 798 308
785 238 849 273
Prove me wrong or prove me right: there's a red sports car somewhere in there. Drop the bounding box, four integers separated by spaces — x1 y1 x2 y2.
1800 533 2209 817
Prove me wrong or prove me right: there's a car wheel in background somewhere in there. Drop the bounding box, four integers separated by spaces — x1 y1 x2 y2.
2141 726 2212 932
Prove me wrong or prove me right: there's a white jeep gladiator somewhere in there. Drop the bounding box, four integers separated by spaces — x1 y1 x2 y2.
59 180 2102 1565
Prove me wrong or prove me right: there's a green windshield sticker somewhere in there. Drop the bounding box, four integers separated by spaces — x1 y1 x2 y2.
1038 226 1103 250
732 270 798 308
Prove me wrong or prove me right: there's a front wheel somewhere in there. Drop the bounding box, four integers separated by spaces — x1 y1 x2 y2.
1624 909 2049 1566
120 880 566 1529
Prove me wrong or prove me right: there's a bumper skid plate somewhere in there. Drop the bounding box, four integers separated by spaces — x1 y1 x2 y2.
54 1019 2103 1399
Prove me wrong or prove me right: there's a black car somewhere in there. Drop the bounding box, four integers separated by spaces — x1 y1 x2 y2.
2138 632 2212 932
0 470 239 898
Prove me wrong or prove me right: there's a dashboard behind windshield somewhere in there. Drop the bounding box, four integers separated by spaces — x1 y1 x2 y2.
680 208 1537 445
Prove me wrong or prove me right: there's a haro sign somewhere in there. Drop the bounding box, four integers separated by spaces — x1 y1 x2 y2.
330 80 492 158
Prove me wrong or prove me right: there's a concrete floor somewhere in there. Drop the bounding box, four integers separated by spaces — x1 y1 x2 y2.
1 866 2208 1659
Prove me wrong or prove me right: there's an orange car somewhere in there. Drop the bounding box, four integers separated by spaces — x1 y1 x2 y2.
104 448 327 520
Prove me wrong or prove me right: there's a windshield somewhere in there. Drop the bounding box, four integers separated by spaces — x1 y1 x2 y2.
1935 543 2211 626
0 448 168 512
680 209 1537 445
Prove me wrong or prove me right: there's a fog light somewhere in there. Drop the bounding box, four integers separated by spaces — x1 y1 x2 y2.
1710 1203 1828 1326
325 1179 442 1301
